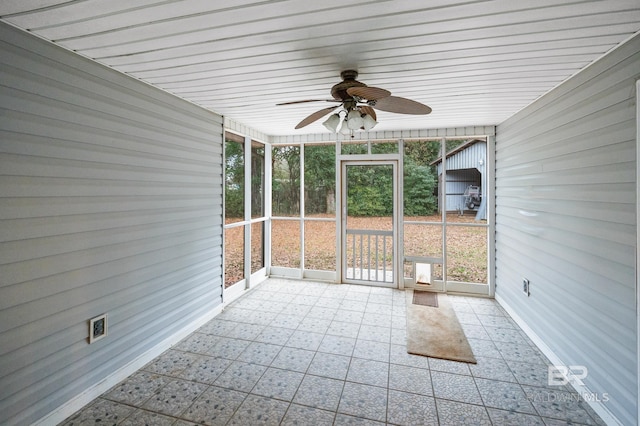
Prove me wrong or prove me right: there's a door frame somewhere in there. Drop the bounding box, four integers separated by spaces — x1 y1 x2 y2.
339 159 401 287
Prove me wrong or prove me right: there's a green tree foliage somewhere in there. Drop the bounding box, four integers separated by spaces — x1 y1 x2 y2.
346 165 393 216
251 144 265 217
403 158 437 215
401 139 466 216
403 139 463 166
272 146 300 215
266 140 468 218
225 140 244 218
304 144 335 214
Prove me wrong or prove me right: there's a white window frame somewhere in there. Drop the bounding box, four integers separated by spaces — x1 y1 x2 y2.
223 133 269 304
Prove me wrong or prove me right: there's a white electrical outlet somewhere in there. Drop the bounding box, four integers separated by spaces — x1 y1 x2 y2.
89 314 108 343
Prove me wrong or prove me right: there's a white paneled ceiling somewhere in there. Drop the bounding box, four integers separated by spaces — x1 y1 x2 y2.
1 0 639 136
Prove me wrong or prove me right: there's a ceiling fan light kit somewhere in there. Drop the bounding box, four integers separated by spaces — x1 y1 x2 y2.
277 70 431 134
322 113 341 132
339 119 353 136
347 109 364 130
362 113 378 131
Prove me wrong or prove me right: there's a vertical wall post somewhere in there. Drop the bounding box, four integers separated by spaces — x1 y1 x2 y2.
441 137 448 290
488 134 497 297
221 125 227 303
335 137 342 283
635 79 639 426
398 139 405 289
264 142 272 277
300 143 305 278
244 135 252 289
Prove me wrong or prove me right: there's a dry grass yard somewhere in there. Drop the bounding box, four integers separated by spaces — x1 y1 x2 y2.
226 213 487 287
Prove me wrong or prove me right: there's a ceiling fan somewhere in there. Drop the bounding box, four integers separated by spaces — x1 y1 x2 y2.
277 70 432 133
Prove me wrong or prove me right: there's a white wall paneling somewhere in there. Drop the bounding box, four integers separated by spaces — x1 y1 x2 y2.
0 22 224 425
495 33 639 426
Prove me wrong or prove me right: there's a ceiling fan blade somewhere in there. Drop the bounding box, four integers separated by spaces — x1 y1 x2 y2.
373 96 432 115
295 106 339 129
359 105 377 120
277 99 340 105
347 86 391 100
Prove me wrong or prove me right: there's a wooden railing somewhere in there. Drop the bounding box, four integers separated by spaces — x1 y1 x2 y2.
345 228 393 283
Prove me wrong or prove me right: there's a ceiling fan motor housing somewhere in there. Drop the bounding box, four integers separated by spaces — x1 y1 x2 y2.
331 70 366 101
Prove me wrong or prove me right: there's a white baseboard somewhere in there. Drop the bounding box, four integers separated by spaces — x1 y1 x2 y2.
495 294 622 426
33 304 223 426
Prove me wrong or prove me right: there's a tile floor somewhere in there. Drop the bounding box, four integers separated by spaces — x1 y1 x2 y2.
62 278 605 425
